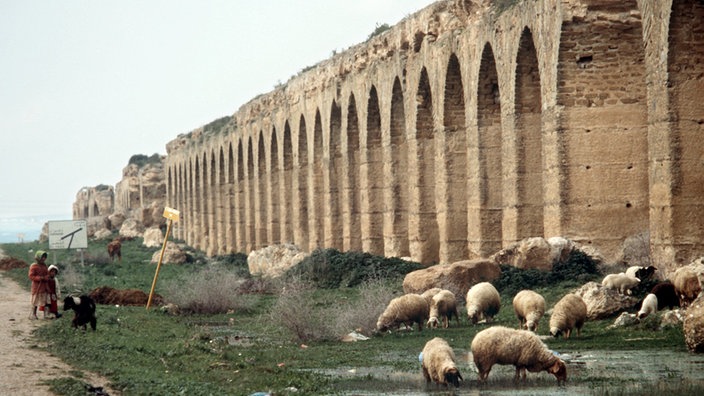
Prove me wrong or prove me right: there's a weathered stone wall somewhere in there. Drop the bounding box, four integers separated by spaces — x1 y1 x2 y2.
163 0 704 273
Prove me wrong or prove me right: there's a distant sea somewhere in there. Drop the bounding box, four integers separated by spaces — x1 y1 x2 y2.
0 214 72 244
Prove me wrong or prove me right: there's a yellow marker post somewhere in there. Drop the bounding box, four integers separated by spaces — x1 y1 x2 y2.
147 207 180 310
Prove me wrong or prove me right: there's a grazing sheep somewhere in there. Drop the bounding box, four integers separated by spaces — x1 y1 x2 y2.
602 273 640 295
465 282 501 324
637 293 658 319
513 290 546 332
626 265 658 281
376 293 429 333
427 290 460 329
471 326 567 384
421 337 463 388
650 281 680 310
672 268 702 308
420 287 443 303
549 293 587 338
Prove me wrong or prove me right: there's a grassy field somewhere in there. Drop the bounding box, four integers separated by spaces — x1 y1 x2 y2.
1 238 700 396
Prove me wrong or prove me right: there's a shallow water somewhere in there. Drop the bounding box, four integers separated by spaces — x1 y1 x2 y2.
331 349 704 395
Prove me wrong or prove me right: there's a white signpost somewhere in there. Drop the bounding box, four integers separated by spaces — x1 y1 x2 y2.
48 220 88 250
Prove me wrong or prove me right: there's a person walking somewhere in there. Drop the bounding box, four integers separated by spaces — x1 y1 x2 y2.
28 250 50 320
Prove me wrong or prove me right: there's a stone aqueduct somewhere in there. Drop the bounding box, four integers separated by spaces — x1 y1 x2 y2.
163 0 704 273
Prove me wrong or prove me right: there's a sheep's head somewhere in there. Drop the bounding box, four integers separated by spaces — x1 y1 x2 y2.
547 359 567 385
427 317 439 329
526 319 537 332
443 367 463 388
466 307 479 324
550 327 562 338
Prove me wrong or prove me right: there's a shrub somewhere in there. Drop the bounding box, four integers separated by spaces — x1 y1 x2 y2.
268 277 397 342
162 266 256 314
268 276 329 342
324 278 397 337
493 249 601 296
287 249 422 288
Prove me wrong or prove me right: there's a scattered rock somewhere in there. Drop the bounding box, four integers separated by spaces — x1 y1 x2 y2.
683 294 704 353
247 244 308 278
402 259 500 303
573 281 638 320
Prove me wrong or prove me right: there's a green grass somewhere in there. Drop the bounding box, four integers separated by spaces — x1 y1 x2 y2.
1 239 699 395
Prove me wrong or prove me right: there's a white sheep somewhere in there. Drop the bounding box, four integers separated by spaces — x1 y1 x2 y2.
427 290 460 329
672 267 702 308
602 273 640 295
471 326 567 384
465 282 501 324
420 287 443 303
637 293 658 319
376 293 429 333
549 293 587 338
512 290 546 332
625 266 643 279
421 337 463 388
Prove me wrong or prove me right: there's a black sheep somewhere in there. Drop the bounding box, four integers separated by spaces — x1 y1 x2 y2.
650 282 680 310
63 295 97 331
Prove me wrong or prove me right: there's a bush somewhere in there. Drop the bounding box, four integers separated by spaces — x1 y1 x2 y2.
268 277 397 342
287 249 422 288
162 266 256 314
493 249 601 296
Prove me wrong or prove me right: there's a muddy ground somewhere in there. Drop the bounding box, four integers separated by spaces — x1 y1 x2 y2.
0 248 117 396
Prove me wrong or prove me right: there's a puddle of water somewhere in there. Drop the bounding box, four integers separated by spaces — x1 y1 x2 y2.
328 349 704 395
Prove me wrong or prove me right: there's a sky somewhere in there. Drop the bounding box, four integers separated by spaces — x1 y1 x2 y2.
0 0 435 242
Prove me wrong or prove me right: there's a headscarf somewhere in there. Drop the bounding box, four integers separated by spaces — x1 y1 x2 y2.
35 250 48 260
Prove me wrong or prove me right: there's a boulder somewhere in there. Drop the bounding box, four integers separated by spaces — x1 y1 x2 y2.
143 226 164 248
547 236 574 264
93 228 113 240
150 241 187 264
684 294 704 353
107 212 127 230
573 281 638 320
119 218 144 239
402 259 500 303
608 312 638 328
660 309 684 329
491 237 552 270
247 244 308 278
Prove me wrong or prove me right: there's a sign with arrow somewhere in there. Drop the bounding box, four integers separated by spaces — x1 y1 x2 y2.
48 220 88 250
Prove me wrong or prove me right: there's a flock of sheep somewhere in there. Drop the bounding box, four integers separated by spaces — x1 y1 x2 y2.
375 264 702 389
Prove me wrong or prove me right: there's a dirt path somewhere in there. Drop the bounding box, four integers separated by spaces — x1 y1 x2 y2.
0 249 117 395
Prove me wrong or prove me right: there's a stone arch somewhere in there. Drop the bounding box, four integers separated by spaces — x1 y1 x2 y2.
414 67 440 263
236 140 245 251
270 127 281 244
227 143 235 252
443 53 468 262
388 76 410 257
297 115 309 249
282 122 294 244
246 137 256 252
478 43 502 256
346 94 362 251
208 149 217 254
329 100 343 249
365 85 384 255
192 156 201 249
311 110 324 249
515 27 544 239
257 131 268 248
557 0 648 257
217 146 226 254
667 0 704 263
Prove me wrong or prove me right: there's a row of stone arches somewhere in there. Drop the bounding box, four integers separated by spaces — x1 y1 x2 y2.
164 0 704 269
